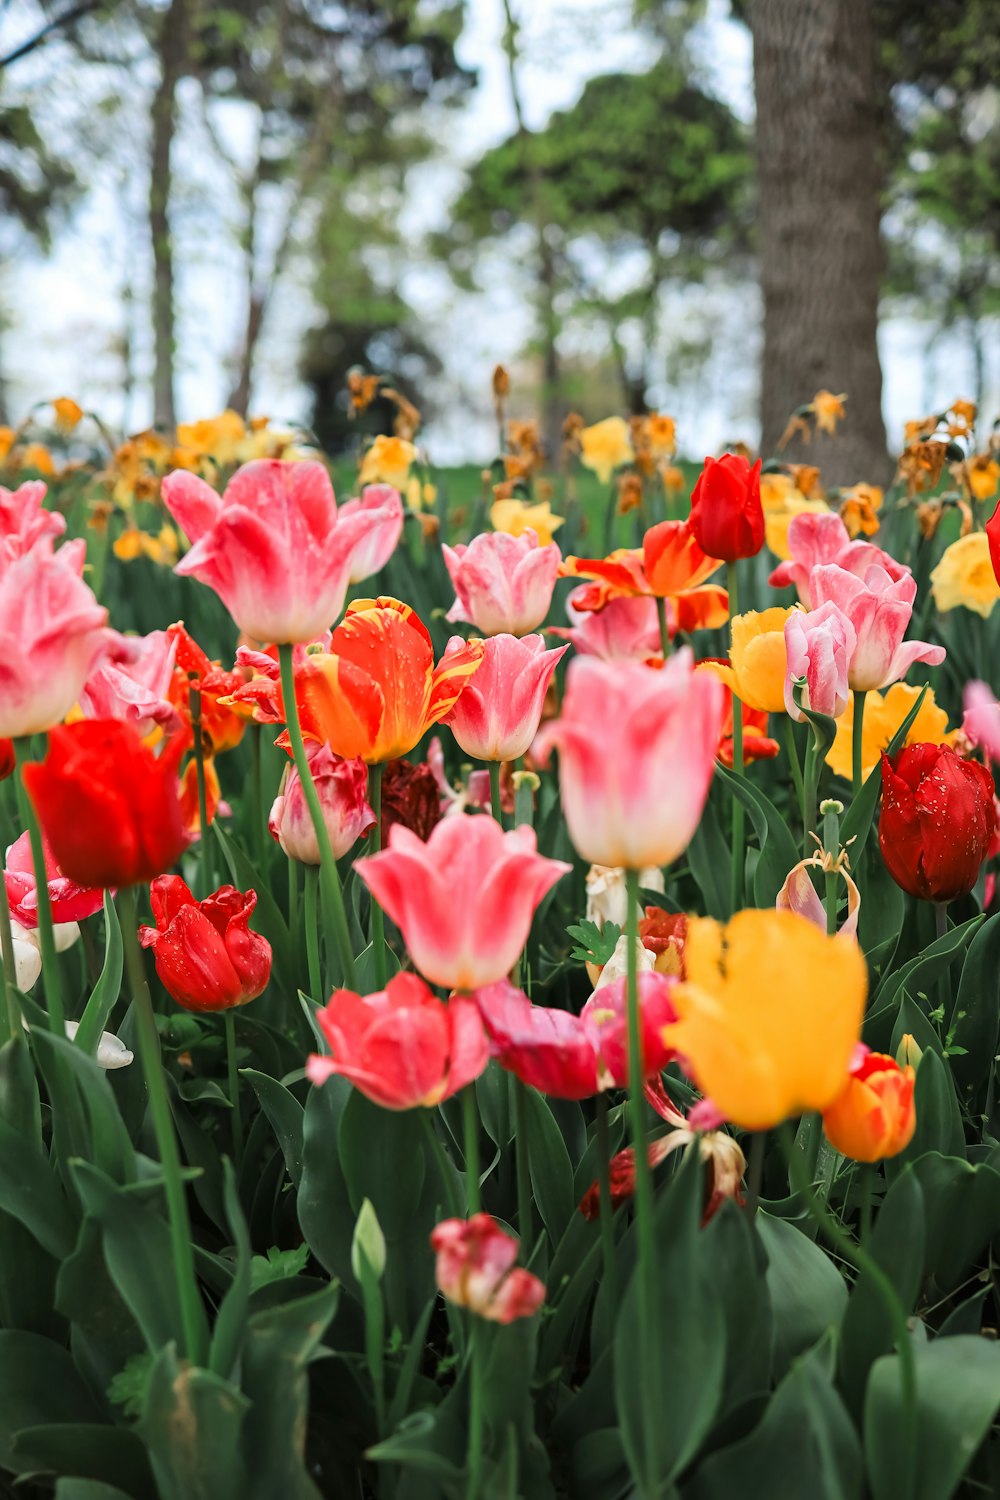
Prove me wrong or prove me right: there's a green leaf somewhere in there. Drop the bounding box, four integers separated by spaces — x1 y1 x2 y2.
910 1154 1000 1290
864 1336 1000 1500
137 1344 249 1500
840 686 928 864
55 1482 135 1500
716 765 802 907
687 795 732 920
297 1075 355 1283
10 1424 156 1500
838 1168 925 1418
947 912 1000 1100
867 916 984 1041
208 1161 252 1380
74 892 123 1056
70 1160 210 1357
31 1027 135 1190
0 1331 103 1468
523 1087 576 1246
249 1244 310 1291
686 1336 862 1500
0 1110 76 1257
352 939 401 994
240 1286 339 1500
0 1031 41 1139
699 1199 772 1409
243 1069 305 1188
566 919 620 967
757 1213 849 1379
614 1151 725 1490
892 1049 964 1166
338 1089 426 1243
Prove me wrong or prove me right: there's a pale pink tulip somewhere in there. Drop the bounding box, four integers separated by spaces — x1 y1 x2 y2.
783 602 856 722
355 814 570 989
162 459 381 642
776 856 860 940
338 484 404 583
431 1214 545 1323
964 681 1000 761
79 628 178 736
549 588 662 662
0 481 65 561
4 829 104 928
533 649 724 868
269 742 375 862
443 528 561 636
442 633 567 761
0 539 108 739
809 563 945 691
769 512 909 608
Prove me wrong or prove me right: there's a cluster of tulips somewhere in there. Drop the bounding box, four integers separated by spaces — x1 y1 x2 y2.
1 414 1000 1499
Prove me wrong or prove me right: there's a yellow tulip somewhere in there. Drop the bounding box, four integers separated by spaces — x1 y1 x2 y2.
826 681 957 782
490 497 564 547
764 497 829 560
930 532 1000 619
579 417 634 484
358 434 417 491
700 606 795 714
968 455 999 502
670 909 867 1131
176 410 247 465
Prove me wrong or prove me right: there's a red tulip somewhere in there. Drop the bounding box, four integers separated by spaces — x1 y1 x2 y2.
139 875 272 1012
0 740 14 782
987 497 1000 587
430 1214 545 1323
4 830 104 928
22 720 187 888
689 453 764 563
305 972 488 1109
879 743 996 902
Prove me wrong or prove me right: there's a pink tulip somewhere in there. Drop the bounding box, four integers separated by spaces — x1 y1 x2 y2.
550 587 663 662
0 538 108 739
305 972 488 1108
78 628 179 737
533 649 724 868
776 856 860 939
338 484 404 583
443 529 561 636
269 742 375 862
473 974 677 1099
0 481 65 562
809 563 945 691
963 681 1000 762
430 1214 545 1323
783 602 856 722
4 830 104 928
355 814 571 990
769 512 909 609
442 633 567 762
162 459 382 642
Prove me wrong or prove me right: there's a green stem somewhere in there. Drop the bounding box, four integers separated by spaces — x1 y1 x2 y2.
822 800 843 936
625 867 660 1492
303 865 322 1002
803 739 819 856
287 857 299 932
783 717 806 826
250 724 264 865
463 1083 481 1215
368 762 386 989
488 761 503 826
745 1130 766 1217
780 1122 915 1491
654 596 670 658
223 1011 243 1172
0 866 20 1043
513 1076 532 1241
852 690 867 797
858 1163 873 1250
277 644 356 990
119 885 206 1365
13 740 64 1036
595 1094 618 1314
726 563 745 914
189 686 213 898
465 1320 484 1500
422 1110 462 1218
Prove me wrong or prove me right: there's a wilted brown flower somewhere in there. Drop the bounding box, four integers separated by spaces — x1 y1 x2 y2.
492 364 511 399
617 471 643 515
897 440 948 496
347 368 381 414
812 390 847 435
380 758 443 848
916 500 944 540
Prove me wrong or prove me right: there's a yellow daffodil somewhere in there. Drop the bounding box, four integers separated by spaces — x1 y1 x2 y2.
826 682 959 782
700 607 796 713
670 910 867 1131
113 523 179 567
52 397 84 431
646 413 676 459
176 410 247 465
359 434 418 491
0 427 14 462
765 496 829 560
490 497 564 546
19 442 55 475
812 390 847 435
968 455 1000 503
579 417 634 484
839 482 883 538
930 532 1000 619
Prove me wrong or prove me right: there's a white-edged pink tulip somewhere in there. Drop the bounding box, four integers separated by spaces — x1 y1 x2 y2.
783 601 856 722
809 563 944 691
443 529 561 636
442 633 567 762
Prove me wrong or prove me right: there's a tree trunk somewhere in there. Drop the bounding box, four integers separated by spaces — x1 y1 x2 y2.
750 0 889 484
538 234 563 463
149 0 188 430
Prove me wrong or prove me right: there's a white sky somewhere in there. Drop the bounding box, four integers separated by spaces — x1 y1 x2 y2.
1 0 995 461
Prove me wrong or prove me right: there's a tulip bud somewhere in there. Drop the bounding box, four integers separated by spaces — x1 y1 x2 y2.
351 1198 387 1283
896 1032 923 1070
269 744 375 864
822 1051 916 1162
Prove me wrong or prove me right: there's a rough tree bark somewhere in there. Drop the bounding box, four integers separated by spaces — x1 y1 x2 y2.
750 0 890 484
149 0 188 431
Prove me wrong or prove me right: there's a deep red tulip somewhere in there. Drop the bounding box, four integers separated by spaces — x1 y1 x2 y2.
988 497 1000 587
879 743 996 903
0 740 13 781
379 757 443 847
689 453 764 564
22 720 187 888
139 875 272 1012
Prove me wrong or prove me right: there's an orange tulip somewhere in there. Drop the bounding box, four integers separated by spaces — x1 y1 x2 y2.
822 1050 916 1162
286 597 484 764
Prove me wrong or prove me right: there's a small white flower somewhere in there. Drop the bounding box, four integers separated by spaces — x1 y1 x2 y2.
592 932 655 992
63 1020 134 1069
585 864 664 931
